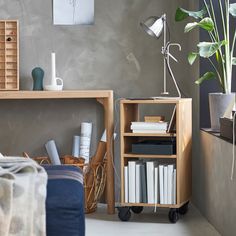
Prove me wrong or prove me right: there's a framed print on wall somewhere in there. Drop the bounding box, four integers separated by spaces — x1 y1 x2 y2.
53 0 94 25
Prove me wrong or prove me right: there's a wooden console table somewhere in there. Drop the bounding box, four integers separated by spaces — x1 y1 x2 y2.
0 90 115 214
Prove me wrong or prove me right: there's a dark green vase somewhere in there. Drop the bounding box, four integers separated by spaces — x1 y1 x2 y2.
32 67 44 90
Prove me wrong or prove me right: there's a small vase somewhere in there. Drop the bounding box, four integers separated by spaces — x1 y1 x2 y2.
32 67 44 90
209 93 235 132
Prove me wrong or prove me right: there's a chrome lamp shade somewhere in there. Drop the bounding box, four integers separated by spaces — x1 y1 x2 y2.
140 16 165 38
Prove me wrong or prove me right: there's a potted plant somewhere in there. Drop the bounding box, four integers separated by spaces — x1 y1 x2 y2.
175 0 236 131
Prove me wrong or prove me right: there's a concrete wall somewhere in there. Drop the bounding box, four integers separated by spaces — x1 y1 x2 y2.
0 0 199 199
193 131 236 236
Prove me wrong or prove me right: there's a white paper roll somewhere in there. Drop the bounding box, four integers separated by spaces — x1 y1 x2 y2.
45 140 61 165
72 135 80 158
79 122 92 163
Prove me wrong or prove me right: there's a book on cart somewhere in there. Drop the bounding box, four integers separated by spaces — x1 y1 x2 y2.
130 121 168 134
124 161 176 205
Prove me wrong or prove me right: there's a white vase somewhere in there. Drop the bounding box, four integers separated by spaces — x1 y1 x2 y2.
209 93 235 132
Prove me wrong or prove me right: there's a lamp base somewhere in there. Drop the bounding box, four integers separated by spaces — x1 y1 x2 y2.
152 96 181 100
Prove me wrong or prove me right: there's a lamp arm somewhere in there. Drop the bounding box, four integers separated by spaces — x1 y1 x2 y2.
166 43 182 98
166 57 181 98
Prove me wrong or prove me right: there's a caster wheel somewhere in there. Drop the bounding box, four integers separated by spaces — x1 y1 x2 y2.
131 206 143 214
179 201 189 215
118 207 131 221
168 209 179 223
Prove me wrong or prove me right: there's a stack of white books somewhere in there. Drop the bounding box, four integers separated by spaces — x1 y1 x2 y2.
124 161 176 205
130 122 168 134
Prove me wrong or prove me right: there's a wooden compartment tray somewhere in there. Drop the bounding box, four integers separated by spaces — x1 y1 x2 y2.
0 20 19 90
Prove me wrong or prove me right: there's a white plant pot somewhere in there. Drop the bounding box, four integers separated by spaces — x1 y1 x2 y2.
209 93 235 132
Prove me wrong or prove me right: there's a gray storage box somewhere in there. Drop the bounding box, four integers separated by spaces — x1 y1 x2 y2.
220 117 236 143
131 140 176 155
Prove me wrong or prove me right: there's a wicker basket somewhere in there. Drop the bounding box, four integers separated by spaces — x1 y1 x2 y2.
24 154 106 214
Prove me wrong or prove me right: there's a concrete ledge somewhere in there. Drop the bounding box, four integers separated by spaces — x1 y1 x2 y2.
193 130 236 236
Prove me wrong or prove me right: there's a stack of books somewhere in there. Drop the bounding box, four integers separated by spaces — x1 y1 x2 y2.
130 121 168 134
124 161 176 204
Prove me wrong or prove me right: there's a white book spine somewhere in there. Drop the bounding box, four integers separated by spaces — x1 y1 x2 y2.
128 161 136 203
154 167 159 204
159 165 164 204
163 166 168 204
146 162 155 204
135 164 141 203
124 166 129 203
167 165 174 204
173 169 177 204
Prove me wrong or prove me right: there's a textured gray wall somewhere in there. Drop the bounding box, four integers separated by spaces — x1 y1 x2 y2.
0 0 199 199
193 131 236 236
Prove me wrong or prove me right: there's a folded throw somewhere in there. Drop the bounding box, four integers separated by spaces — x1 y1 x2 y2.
0 156 48 236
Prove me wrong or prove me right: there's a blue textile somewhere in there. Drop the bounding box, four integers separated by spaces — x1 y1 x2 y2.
44 165 85 236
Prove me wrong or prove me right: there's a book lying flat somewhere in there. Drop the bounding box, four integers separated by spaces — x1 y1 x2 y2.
144 116 165 122
131 122 168 130
132 130 167 134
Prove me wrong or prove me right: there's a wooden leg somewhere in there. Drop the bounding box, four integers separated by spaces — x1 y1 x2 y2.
97 95 115 214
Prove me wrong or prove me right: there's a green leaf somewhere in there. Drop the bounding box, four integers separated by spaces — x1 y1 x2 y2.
184 22 198 33
232 57 236 65
195 72 215 85
175 7 207 22
184 17 214 33
229 3 236 17
197 41 226 58
188 52 198 65
198 17 214 31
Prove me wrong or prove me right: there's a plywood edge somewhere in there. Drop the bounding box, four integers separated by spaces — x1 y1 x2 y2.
0 90 114 99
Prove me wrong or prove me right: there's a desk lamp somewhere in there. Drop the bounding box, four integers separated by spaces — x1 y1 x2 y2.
140 14 182 98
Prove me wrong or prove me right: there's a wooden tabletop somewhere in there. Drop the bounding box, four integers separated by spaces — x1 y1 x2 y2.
0 90 113 99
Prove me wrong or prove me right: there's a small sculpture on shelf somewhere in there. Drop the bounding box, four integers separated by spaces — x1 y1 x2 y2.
32 67 44 91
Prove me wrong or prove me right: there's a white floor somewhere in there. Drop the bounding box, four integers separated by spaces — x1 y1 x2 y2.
86 204 221 236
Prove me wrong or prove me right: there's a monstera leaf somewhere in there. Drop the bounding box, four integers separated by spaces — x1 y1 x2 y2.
229 3 236 17
197 41 226 58
232 57 236 65
195 72 215 85
185 17 214 33
188 52 199 65
175 7 207 21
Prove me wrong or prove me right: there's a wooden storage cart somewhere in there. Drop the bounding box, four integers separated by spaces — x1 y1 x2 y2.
118 98 192 223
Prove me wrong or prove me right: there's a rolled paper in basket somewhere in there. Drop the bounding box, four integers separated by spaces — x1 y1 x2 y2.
45 140 61 165
72 135 80 157
80 122 93 163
